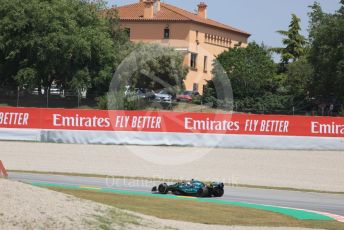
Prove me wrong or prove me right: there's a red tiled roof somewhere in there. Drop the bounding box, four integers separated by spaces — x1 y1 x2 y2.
115 2 250 36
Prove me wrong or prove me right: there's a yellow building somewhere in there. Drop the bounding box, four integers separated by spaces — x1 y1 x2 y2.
116 0 250 93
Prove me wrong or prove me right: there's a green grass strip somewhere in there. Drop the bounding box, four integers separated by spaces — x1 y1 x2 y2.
30 182 334 221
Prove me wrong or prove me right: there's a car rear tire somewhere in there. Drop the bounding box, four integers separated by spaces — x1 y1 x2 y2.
213 188 224 197
197 187 209 197
158 183 169 194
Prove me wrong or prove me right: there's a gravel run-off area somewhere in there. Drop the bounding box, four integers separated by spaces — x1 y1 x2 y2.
0 179 316 230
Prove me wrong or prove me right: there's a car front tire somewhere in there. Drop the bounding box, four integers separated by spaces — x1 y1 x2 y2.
158 183 169 194
213 188 224 197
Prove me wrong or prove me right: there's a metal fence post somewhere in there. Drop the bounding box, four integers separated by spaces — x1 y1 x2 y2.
16 86 19 107
77 89 80 108
46 87 49 108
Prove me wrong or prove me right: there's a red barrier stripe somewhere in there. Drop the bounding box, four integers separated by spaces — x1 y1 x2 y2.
0 107 343 138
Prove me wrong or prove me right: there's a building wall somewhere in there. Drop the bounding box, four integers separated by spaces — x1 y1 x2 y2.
186 23 248 93
120 20 248 93
121 21 190 47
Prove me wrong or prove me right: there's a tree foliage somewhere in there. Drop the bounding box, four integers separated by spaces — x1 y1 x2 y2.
308 1 344 104
285 57 313 106
206 41 315 113
0 0 129 95
273 14 306 70
215 43 275 99
99 43 189 110
93 7 134 95
115 43 188 93
206 43 290 112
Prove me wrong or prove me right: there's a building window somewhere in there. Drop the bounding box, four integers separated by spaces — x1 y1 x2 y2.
190 53 197 69
193 83 199 92
124 28 130 38
164 27 170 39
203 56 208 72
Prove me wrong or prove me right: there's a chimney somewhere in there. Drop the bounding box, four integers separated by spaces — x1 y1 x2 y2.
153 0 161 15
143 0 154 19
197 2 207 19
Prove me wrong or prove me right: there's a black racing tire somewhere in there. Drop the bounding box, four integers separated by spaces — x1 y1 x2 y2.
158 183 169 194
197 186 209 197
213 188 224 197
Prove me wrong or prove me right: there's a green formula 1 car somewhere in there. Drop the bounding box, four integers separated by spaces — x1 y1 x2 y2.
152 179 224 197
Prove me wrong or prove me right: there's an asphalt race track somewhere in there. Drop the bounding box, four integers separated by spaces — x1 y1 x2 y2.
9 172 344 217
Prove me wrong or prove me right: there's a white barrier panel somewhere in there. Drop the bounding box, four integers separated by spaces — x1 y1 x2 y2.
42 130 343 150
0 128 41 142
0 128 339 150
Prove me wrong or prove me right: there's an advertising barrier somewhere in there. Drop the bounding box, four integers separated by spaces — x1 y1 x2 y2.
0 107 343 150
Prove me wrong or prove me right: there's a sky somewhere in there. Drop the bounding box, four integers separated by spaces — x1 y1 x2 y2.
108 0 341 51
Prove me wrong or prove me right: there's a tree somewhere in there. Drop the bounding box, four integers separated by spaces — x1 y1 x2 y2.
93 7 134 95
207 42 290 112
273 14 306 70
285 56 313 110
308 1 344 106
0 0 127 96
308 2 326 42
114 43 188 93
215 43 275 99
100 43 188 110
